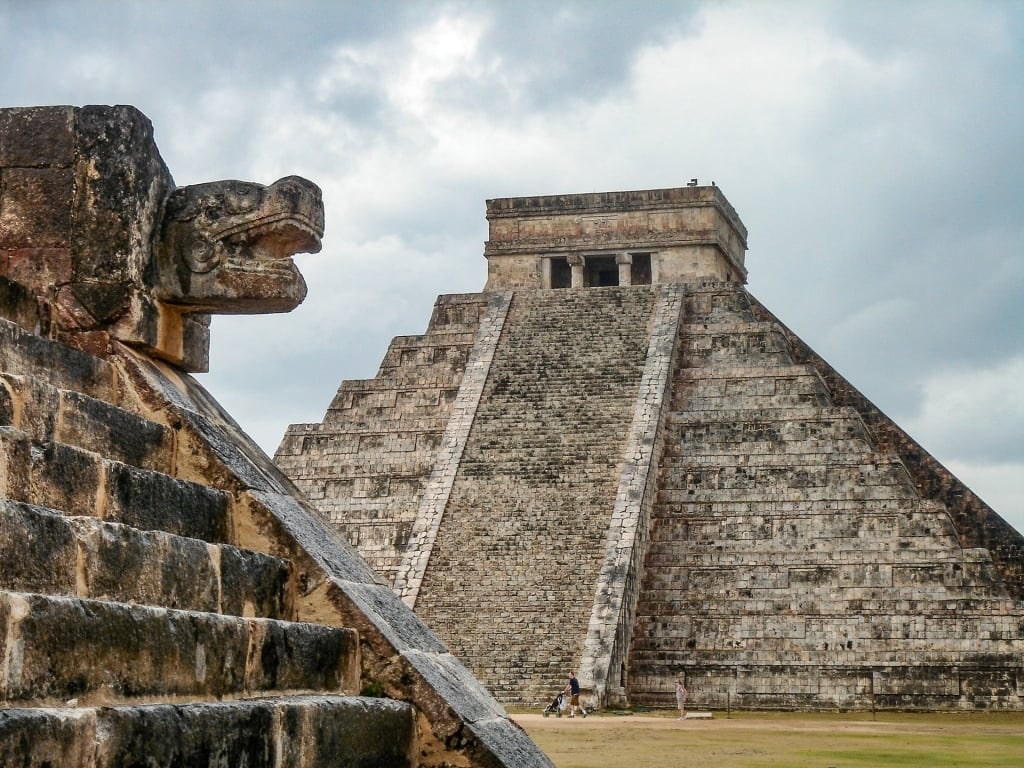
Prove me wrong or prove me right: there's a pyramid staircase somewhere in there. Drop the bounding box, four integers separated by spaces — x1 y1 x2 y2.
627 282 1024 710
412 287 656 704
0 309 551 766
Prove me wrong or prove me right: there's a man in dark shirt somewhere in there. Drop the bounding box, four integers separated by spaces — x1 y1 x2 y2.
564 670 588 718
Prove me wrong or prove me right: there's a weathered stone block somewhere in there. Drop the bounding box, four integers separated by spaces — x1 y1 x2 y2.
0 500 77 594
97 701 277 766
58 389 172 470
0 697 417 768
73 518 219 610
0 168 74 249
276 696 415 768
0 431 102 515
0 319 115 400
4 248 74 295
0 106 75 167
0 707 97 767
219 544 292 619
0 592 358 703
245 619 355 692
104 461 230 542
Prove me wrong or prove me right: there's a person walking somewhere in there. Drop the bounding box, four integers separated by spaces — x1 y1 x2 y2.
564 671 587 718
675 678 688 720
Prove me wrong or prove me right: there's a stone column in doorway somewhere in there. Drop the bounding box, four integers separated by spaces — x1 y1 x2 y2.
617 253 633 286
541 256 553 289
568 254 585 288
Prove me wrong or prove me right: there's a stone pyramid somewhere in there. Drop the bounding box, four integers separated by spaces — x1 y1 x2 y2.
0 105 552 767
277 185 1024 711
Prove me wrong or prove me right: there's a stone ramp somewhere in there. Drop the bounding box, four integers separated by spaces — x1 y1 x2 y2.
628 282 1024 710
412 287 657 705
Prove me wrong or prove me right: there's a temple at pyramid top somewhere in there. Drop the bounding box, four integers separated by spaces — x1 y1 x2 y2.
483 184 748 290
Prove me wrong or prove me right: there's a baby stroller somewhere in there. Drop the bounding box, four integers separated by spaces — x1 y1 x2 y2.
542 691 568 717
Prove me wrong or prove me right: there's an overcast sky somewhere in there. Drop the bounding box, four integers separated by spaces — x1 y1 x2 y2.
2 1 1022 533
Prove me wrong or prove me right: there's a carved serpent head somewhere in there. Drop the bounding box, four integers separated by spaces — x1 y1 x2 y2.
154 175 325 314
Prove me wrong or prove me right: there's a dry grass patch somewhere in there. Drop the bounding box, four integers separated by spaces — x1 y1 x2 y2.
512 710 1024 768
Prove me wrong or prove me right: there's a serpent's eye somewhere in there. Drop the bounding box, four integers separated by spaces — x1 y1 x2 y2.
184 242 222 274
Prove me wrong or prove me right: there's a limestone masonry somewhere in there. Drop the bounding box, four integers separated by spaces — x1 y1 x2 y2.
277 182 1024 710
0 105 553 767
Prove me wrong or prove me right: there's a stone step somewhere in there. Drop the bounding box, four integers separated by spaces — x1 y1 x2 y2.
622 638 1024 663
660 450 898 469
377 337 476 372
677 363 818 379
321 495 418 517
287 462 436 482
0 591 357 705
653 497 942 517
424 292 490 326
327 382 460 412
648 513 980 540
679 378 823 403
375 365 471 389
664 438 872 456
665 405 864 425
680 349 794 368
647 536 966 561
0 373 173 471
683 283 752 314
655 484 916 505
0 695 414 768
643 539 984 563
0 499 292 618
681 320 787 337
0 427 231 542
655 461 915 493
319 413 451 433
637 572 1013 601
0 318 116 404
683 392 834 410
634 595 1017 618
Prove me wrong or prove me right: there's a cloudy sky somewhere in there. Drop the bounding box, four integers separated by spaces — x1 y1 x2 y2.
2 1 1022 532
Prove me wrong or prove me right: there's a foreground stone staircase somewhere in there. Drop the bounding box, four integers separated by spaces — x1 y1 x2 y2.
628 282 1024 710
0 318 412 764
0 312 550 766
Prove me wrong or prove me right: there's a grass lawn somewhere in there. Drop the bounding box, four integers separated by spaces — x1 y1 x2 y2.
512 710 1024 768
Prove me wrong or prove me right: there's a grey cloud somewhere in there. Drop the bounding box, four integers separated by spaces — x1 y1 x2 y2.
2 0 1021 529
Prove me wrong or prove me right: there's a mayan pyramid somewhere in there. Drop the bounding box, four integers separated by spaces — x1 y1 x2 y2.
276 185 1024 711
